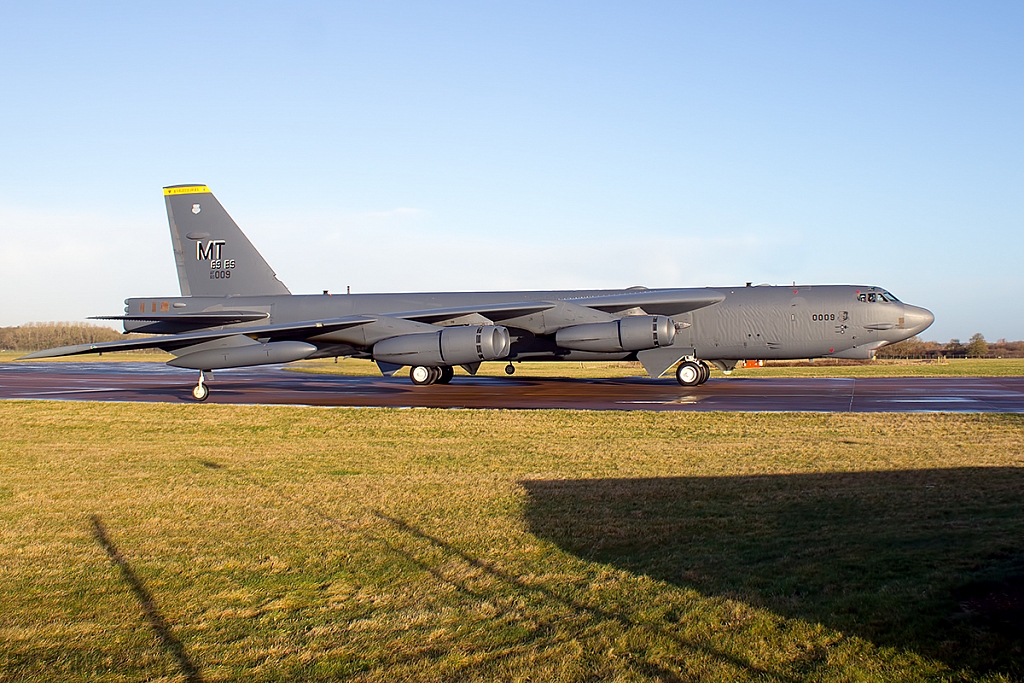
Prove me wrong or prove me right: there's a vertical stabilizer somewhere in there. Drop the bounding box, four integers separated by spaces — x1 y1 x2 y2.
164 185 290 297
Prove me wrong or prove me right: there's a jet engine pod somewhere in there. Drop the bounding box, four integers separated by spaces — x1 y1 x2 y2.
555 315 676 353
168 341 317 369
373 325 511 367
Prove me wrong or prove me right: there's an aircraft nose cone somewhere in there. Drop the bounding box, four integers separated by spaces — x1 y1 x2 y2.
903 305 934 335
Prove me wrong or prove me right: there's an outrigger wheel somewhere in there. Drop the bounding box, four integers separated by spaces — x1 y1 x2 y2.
675 360 703 387
505 363 516 375
192 372 210 401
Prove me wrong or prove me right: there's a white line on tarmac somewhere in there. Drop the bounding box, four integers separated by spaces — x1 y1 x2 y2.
13 388 123 396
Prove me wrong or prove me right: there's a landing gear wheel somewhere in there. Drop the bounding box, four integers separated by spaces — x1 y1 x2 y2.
192 377 210 401
410 365 434 385
697 360 710 385
437 366 454 384
676 361 702 387
427 366 442 384
505 363 516 375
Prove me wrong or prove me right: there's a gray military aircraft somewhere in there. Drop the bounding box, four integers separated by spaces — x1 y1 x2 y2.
23 185 934 400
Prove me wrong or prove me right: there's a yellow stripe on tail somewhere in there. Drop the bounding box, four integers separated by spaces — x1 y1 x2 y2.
163 185 211 196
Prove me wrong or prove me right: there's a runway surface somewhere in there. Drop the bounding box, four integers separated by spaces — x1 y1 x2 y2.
2 362 1024 412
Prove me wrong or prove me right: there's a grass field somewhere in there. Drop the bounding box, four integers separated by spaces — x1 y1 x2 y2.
1 402 1022 682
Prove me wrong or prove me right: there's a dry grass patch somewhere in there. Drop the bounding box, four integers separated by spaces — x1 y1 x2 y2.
0 403 1022 681
290 356 1024 380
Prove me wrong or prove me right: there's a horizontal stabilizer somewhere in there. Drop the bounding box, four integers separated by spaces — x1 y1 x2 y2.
91 312 270 326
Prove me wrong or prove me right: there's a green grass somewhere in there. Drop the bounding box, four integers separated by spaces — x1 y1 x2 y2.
1 402 1022 681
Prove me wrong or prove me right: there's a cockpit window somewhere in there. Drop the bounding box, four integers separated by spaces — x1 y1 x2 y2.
859 291 899 303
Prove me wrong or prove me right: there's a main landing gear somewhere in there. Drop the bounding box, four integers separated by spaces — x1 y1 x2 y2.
409 366 454 386
192 371 211 401
675 359 710 387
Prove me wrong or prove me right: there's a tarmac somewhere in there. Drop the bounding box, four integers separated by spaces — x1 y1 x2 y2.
2 362 1024 412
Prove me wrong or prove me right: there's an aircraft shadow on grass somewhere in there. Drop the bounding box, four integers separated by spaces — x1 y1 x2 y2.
521 467 1024 676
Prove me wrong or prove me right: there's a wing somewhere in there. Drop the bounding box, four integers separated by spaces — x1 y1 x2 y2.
19 315 377 359
567 288 725 316
22 289 724 360
395 301 557 325
396 289 725 333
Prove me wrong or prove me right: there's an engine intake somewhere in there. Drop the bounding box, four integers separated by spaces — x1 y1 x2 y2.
373 325 511 367
555 315 676 353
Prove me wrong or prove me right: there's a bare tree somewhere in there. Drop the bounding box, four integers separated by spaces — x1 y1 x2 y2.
966 333 988 358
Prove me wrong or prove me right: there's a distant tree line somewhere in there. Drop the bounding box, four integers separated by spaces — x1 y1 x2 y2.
0 322 149 352
876 333 1024 359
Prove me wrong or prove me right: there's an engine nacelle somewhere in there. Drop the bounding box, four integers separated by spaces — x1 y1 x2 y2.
373 325 511 367
168 341 317 370
555 315 676 353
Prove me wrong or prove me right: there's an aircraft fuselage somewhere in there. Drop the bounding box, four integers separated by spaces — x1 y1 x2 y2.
122 283 931 366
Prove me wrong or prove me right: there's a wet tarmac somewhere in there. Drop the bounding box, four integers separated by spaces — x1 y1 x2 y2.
2 362 1024 412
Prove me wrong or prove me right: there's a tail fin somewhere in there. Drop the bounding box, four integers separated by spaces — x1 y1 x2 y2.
164 185 291 297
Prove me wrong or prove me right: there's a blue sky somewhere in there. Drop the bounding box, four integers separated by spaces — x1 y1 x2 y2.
1 2 1021 341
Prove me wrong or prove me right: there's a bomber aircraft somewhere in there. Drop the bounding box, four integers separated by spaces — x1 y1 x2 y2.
23 185 934 400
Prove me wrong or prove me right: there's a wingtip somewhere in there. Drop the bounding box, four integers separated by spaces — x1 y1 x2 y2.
18 344 95 360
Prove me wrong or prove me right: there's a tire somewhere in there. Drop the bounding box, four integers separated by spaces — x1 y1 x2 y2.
192 383 209 401
676 361 702 387
697 360 710 385
410 365 433 385
437 366 454 384
505 364 516 375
